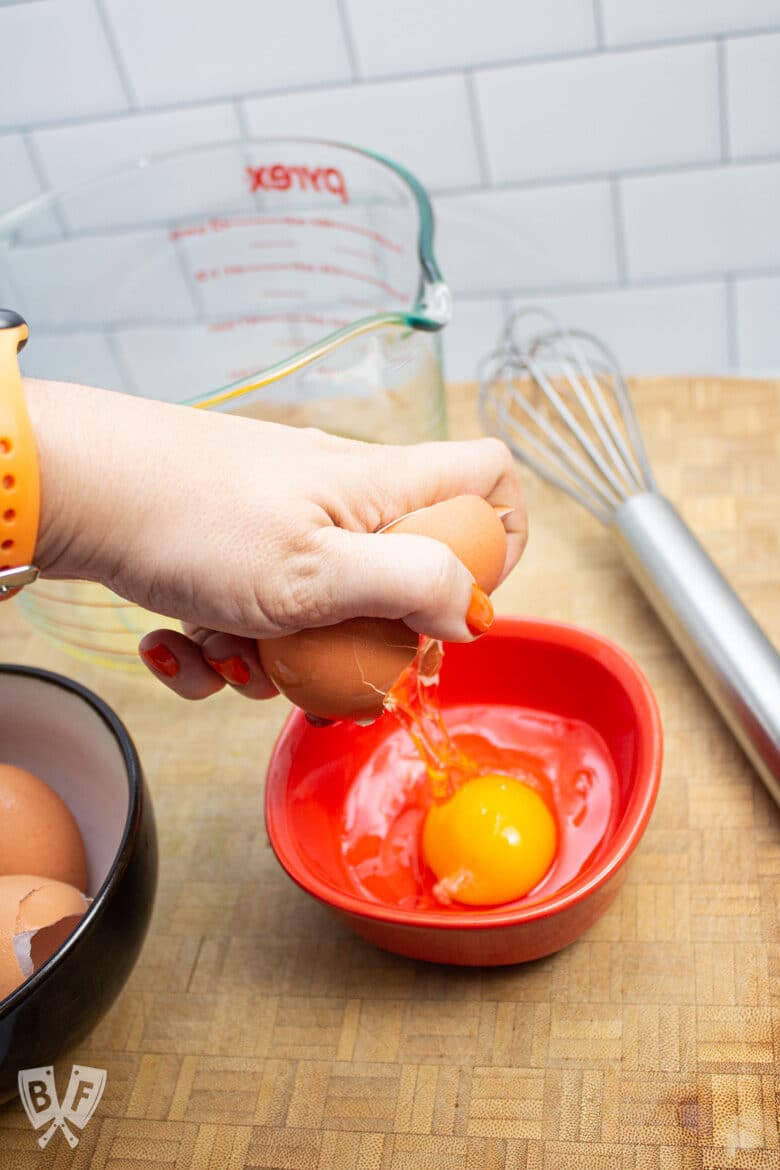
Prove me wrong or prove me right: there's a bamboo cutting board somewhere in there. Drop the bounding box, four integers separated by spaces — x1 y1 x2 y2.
0 376 779 1170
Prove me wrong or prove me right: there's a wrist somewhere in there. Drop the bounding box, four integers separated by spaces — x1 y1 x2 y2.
23 377 123 581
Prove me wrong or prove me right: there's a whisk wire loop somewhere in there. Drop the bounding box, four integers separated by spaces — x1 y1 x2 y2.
479 313 658 517
556 337 647 494
491 378 618 521
525 349 636 505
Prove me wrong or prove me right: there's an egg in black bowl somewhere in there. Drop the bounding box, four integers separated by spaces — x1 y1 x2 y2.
0 665 157 1104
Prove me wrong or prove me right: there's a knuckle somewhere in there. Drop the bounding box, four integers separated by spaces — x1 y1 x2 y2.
262 528 335 631
481 434 514 470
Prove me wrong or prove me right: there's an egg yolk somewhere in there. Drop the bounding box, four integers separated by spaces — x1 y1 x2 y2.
422 774 558 906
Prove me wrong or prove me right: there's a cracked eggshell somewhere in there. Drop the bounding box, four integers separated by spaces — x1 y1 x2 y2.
259 617 419 721
0 764 88 891
257 495 508 722
382 494 508 593
0 875 89 1001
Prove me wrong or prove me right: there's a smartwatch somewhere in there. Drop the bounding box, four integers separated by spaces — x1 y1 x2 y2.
0 309 40 600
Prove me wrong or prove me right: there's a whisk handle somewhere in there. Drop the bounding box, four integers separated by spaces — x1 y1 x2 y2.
612 492 780 805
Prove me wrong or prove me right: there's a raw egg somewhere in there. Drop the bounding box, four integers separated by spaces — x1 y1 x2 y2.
0 764 88 891
0 875 89 1000
257 494 508 721
422 774 558 906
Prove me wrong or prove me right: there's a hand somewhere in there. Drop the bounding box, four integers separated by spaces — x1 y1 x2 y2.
25 378 527 701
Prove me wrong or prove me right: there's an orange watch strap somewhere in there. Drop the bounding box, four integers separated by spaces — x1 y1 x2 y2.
0 310 40 600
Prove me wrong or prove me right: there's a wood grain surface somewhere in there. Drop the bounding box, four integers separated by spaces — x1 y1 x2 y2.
0 376 779 1169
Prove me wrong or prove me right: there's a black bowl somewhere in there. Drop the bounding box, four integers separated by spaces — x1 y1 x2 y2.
0 665 157 1103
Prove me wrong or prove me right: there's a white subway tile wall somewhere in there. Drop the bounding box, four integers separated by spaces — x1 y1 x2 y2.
434 182 619 294
20 329 125 392
0 0 128 128
735 276 780 369
726 32 780 158
32 104 242 192
0 135 41 215
241 75 482 191
1 0 779 381
511 282 731 372
599 0 780 47
621 161 780 281
475 43 721 184
102 0 352 106
342 0 597 76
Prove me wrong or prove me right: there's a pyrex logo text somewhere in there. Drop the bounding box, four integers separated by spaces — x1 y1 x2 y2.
246 163 349 203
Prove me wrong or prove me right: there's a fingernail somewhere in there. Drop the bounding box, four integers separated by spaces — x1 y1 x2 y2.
206 655 251 686
494 505 525 533
304 712 336 727
141 644 179 678
466 584 494 637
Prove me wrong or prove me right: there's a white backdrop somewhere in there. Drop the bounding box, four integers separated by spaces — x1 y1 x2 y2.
1 0 780 380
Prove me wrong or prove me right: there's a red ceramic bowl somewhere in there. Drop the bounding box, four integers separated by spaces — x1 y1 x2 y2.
265 617 663 966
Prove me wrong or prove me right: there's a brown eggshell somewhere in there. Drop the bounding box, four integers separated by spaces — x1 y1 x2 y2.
382 495 508 593
257 494 508 721
0 875 89 1000
0 763 88 891
259 617 418 721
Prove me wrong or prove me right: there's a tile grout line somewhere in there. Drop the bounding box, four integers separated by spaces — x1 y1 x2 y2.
463 71 491 187
724 275 739 367
19 131 70 237
592 0 606 49
4 27 780 137
8 127 767 203
335 0 362 82
412 264 780 302
609 177 629 285
427 150 780 199
498 293 514 346
104 327 140 395
93 0 138 111
233 100 252 141
716 38 732 162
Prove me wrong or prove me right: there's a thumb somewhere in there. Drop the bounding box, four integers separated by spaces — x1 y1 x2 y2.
318 529 494 642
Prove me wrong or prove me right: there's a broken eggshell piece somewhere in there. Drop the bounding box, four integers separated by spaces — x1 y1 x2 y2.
0 875 90 1001
256 495 509 722
259 617 419 723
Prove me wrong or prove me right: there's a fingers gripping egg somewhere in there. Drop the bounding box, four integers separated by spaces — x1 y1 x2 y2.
0 875 89 1000
385 495 508 594
257 495 508 721
422 775 557 906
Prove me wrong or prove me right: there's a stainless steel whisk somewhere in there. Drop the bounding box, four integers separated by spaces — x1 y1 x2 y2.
479 309 780 804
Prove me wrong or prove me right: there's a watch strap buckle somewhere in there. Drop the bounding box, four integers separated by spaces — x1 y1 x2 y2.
0 564 39 596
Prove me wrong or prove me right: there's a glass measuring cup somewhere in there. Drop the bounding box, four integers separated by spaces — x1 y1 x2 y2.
0 139 451 668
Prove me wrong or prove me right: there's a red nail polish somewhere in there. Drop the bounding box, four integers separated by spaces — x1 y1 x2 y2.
141 644 179 678
206 654 251 686
466 583 494 637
